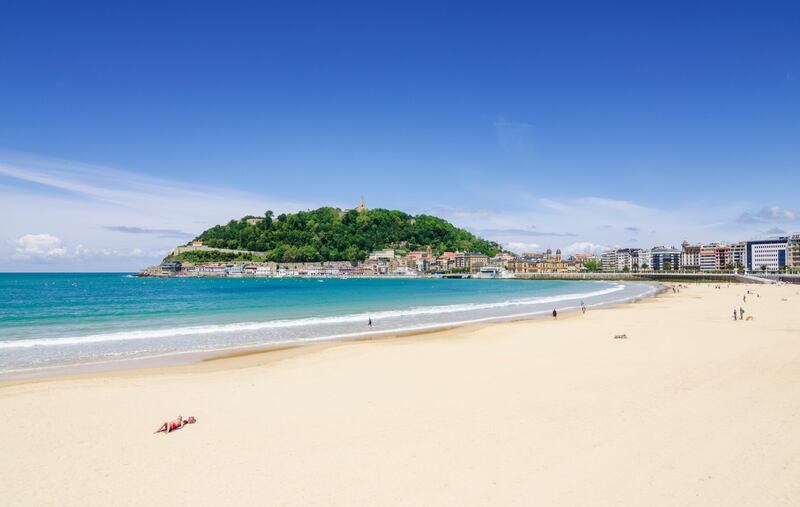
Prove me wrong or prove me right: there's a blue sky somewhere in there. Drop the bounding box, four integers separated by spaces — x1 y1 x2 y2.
1 1 798 270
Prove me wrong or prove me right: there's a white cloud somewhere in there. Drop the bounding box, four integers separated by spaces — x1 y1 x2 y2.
13 234 68 259
504 242 542 254
11 234 163 264
563 242 610 255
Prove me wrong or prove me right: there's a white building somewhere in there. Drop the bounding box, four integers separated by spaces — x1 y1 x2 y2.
368 249 395 261
746 238 788 272
601 251 617 271
637 249 652 270
730 242 747 271
600 248 637 271
615 249 635 271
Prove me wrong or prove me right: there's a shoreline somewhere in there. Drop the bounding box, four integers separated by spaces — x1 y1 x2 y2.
0 281 663 385
2 282 798 505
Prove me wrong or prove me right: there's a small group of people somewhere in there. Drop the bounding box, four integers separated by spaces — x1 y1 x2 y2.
732 307 750 321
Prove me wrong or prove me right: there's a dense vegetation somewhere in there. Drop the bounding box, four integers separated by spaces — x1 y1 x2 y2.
171 207 501 263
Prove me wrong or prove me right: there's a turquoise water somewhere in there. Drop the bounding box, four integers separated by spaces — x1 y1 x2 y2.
0 274 656 374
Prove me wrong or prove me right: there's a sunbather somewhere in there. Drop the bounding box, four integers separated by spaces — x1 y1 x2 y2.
155 415 196 434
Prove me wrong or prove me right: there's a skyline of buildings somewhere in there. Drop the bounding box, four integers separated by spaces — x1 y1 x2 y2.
152 231 800 279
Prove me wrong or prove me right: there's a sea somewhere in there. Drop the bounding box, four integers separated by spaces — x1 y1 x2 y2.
0 273 657 377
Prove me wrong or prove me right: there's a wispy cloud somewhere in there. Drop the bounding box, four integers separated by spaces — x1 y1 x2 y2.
0 151 309 271
478 228 578 237
737 206 799 224
493 117 535 162
625 226 641 234
576 197 651 214
105 226 194 239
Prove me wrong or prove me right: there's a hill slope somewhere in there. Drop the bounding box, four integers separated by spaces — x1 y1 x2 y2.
172 207 501 263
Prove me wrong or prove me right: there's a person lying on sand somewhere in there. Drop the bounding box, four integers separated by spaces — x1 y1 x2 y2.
155 415 196 434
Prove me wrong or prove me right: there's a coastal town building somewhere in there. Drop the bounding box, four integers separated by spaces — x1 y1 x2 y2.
436 252 456 271
699 243 731 271
789 235 800 269
368 249 396 261
615 249 636 271
572 253 599 265
680 241 701 270
601 250 617 271
649 246 681 271
507 256 539 273
637 249 652 270
505 249 569 273
160 261 182 274
746 238 789 272
454 252 489 273
729 242 747 271
490 252 515 268
538 249 569 272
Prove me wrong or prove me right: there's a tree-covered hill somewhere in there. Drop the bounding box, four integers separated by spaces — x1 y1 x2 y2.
172 207 501 263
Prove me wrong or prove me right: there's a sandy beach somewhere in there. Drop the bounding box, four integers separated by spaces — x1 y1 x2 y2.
2 282 799 506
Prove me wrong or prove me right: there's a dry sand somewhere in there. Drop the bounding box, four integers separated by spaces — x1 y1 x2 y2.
2 283 800 506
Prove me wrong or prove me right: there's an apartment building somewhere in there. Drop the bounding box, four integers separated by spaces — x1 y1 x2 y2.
699 243 731 271
454 252 489 273
680 241 701 270
648 246 681 271
789 235 800 269
729 242 747 271
746 238 788 272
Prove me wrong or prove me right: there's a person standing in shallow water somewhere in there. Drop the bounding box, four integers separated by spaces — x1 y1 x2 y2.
368 317 373 327
552 309 557 319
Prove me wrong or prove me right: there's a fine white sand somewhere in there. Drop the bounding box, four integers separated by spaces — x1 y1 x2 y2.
2 283 799 506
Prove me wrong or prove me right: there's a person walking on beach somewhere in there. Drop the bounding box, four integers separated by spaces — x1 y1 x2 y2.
739 307 745 320
581 304 586 315
552 309 558 319
733 309 737 321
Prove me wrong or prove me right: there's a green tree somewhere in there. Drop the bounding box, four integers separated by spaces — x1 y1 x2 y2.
582 260 602 272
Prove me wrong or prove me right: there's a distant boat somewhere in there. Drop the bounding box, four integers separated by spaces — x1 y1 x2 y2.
475 266 514 279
